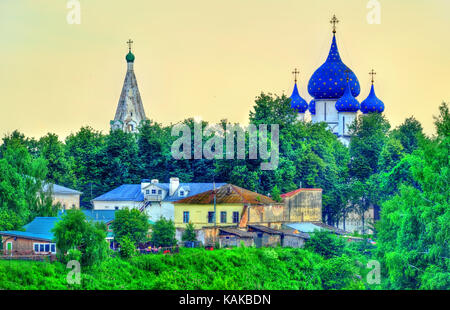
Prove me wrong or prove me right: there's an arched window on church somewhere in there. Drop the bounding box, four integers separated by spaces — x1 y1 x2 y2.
128 124 134 132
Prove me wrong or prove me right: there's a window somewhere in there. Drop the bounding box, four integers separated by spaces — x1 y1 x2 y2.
115 206 119 210
324 102 327 121
208 212 215 224
146 190 150 195
158 190 162 194
183 211 189 223
220 211 227 223
34 243 57 254
7 242 12 252
232 211 239 224
179 190 185 197
151 189 156 194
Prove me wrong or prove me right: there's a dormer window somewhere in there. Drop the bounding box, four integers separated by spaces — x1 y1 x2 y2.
179 190 185 197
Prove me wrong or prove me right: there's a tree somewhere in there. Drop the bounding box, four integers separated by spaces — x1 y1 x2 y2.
390 116 424 154
111 208 150 244
118 235 138 259
52 209 109 266
150 218 177 247
433 102 450 138
38 133 75 187
270 185 282 202
376 103 450 289
349 113 391 181
181 222 197 242
306 230 345 259
0 143 53 229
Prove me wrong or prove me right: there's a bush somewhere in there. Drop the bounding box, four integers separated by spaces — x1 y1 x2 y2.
150 218 177 247
181 222 197 242
306 230 345 259
119 236 138 259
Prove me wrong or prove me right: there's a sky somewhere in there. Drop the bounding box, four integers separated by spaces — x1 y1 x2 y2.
0 0 449 139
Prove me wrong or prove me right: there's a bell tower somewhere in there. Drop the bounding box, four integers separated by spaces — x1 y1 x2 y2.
110 39 147 133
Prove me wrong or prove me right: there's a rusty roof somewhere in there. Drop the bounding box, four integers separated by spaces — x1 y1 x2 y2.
174 184 279 205
281 188 322 199
247 225 283 235
218 228 255 238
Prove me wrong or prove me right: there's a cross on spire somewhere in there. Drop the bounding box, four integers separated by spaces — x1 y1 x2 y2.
369 69 377 84
127 39 133 51
292 68 300 83
330 15 339 34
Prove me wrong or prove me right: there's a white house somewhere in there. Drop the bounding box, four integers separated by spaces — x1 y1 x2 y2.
92 177 225 223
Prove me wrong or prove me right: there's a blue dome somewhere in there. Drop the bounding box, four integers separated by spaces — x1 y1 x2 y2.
336 81 360 112
309 100 316 115
308 35 360 100
290 83 308 113
361 84 384 114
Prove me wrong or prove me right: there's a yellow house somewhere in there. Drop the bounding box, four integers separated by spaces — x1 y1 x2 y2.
174 184 279 229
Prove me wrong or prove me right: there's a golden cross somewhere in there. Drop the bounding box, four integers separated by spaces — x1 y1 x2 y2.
127 39 133 51
369 69 377 84
330 15 339 34
292 68 300 83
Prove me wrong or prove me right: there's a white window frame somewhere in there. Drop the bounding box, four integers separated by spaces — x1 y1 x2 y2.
33 242 57 254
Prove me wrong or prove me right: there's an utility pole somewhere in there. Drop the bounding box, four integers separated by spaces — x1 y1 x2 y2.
213 180 217 226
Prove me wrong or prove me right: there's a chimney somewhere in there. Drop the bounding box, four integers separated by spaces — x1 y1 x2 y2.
169 177 180 196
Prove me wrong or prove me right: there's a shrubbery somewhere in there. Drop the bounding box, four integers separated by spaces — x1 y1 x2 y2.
0 247 366 290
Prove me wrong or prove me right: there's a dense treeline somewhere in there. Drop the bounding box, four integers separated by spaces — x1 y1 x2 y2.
0 95 448 289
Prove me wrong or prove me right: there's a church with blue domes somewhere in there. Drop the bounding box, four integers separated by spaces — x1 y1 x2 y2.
289 15 385 146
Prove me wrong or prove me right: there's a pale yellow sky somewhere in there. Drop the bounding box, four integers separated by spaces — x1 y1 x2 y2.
0 0 449 139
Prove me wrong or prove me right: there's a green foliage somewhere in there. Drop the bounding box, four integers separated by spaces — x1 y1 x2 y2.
111 208 150 244
119 236 138 259
150 218 177 247
376 102 450 289
270 185 282 202
0 247 366 290
52 209 109 266
306 230 345 259
181 222 197 242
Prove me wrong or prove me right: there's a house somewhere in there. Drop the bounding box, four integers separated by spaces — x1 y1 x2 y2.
217 228 255 248
0 210 118 256
174 184 281 243
280 188 322 223
92 177 225 223
247 224 310 248
42 183 82 210
0 217 59 256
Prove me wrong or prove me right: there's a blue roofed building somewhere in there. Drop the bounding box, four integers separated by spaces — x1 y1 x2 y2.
0 210 119 255
92 177 226 223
